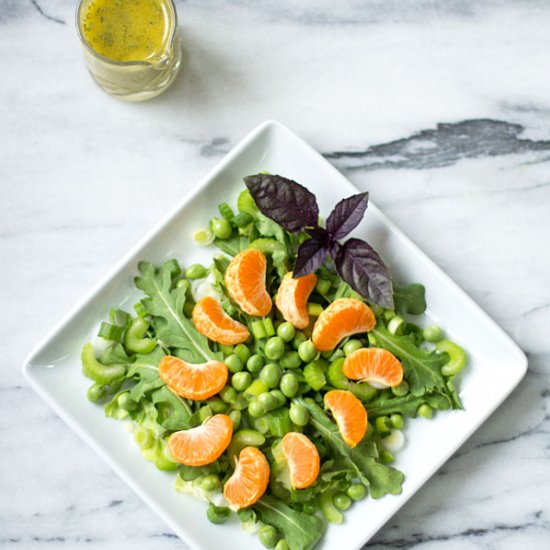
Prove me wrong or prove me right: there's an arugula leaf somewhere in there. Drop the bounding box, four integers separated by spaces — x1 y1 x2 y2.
366 393 427 418
150 385 192 430
135 261 217 362
126 348 166 401
393 283 427 315
299 399 404 498
372 323 458 402
256 212 287 244
254 494 326 550
214 234 250 257
98 343 130 365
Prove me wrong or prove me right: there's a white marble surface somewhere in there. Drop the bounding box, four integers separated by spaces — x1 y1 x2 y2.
2 0 550 548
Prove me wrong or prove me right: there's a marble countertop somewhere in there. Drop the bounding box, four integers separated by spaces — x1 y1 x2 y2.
2 1 550 548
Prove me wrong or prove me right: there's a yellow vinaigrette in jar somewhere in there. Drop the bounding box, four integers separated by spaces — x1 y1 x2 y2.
76 0 181 101
82 0 171 62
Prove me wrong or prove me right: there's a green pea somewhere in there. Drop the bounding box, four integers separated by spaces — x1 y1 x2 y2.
220 386 238 404
333 493 352 511
289 402 309 426
248 400 265 417
302 503 318 515
275 540 289 550
228 429 266 461
232 371 252 391
211 217 232 239
265 336 285 360
201 474 221 491
260 363 282 388
423 325 443 342
229 409 242 429
219 344 234 356
343 339 363 356
246 354 264 373
390 414 404 430
117 392 137 411
258 525 278 549
280 351 302 369
244 379 269 400
417 403 433 419
208 398 228 413
347 483 367 501
298 340 318 363
225 354 244 373
258 392 279 411
198 405 213 422
277 322 296 343
292 331 307 350
269 389 286 407
280 373 299 398
315 278 331 296
207 503 230 524
375 416 392 436
391 380 409 397
87 383 107 403
234 343 252 364
185 263 207 280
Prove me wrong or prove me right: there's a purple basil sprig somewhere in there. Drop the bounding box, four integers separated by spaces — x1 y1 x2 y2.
244 174 394 308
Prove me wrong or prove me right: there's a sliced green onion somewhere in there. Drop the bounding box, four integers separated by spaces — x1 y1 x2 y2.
304 360 327 391
192 227 215 246
97 322 124 341
218 202 235 221
232 212 254 228
133 301 148 318
108 307 129 327
387 315 405 335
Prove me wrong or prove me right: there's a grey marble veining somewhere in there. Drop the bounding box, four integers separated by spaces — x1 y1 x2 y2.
2 0 550 549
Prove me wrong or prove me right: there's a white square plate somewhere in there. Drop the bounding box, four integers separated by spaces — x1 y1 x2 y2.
23 121 527 550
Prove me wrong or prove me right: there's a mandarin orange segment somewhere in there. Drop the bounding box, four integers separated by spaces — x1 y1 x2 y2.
343 347 404 389
159 355 228 401
223 446 270 509
224 249 272 317
192 296 250 346
168 414 233 466
312 298 375 351
281 432 320 489
324 389 368 448
275 272 318 329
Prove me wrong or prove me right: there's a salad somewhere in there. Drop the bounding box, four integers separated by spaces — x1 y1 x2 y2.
81 174 467 550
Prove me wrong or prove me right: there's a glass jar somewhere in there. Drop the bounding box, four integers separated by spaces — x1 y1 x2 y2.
76 0 181 101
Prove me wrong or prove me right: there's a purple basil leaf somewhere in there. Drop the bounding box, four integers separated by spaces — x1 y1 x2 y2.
335 237 394 308
293 237 331 278
326 192 369 240
244 174 319 232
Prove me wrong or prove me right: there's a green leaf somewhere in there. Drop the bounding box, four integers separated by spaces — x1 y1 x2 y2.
366 393 427 418
150 385 193 431
372 324 456 402
98 343 131 365
214 234 250 257
254 494 326 550
126 348 166 401
393 283 426 315
256 212 287 244
299 399 404 498
135 260 217 362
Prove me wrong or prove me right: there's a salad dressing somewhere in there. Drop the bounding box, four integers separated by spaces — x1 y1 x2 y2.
82 0 171 62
